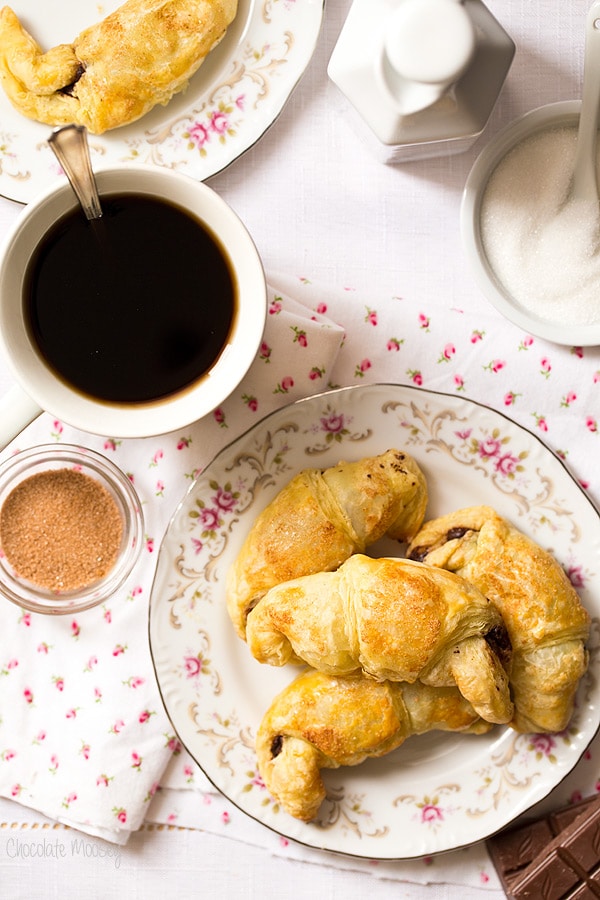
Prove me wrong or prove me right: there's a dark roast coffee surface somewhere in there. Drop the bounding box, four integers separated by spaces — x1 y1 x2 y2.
26 194 236 403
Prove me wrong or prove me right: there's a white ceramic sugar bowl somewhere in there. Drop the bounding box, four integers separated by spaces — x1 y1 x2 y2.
328 0 515 163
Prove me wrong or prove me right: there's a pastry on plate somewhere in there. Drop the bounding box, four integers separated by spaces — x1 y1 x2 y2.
256 668 491 821
226 448 428 639
0 0 238 133
246 553 513 725
407 505 591 733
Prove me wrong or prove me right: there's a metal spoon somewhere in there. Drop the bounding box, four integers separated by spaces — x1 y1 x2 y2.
570 0 600 203
47 124 103 220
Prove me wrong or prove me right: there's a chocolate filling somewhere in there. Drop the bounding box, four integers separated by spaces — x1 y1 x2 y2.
270 734 283 758
408 545 428 562
485 623 512 669
409 526 471 562
58 63 85 96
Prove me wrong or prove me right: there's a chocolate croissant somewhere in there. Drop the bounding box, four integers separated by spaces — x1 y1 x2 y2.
0 0 238 134
226 449 428 639
246 554 513 725
407 505 591 733
256 668 491 821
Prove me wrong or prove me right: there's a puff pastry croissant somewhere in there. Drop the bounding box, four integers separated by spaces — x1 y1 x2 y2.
226 449 428 639
256 668 491 821
246 554 514 724
0 0 238 134
407 505 591 733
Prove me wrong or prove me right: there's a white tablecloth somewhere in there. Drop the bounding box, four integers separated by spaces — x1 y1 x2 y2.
0 1 598 896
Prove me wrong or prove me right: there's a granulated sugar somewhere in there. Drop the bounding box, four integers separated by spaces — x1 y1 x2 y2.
480 125 600 326
0 468 123 591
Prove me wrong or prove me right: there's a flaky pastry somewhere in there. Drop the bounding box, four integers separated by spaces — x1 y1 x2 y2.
256 668 491 821
0 1 238 134
226 449 428 639
407 505 591 733
246 553 513 725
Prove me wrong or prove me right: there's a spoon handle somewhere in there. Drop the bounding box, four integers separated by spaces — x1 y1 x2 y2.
47 124 103 221
571 0 600 203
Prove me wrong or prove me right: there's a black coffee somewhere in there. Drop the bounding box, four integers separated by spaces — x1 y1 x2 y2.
25 193 236 404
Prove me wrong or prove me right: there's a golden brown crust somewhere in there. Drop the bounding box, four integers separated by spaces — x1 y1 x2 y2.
407 505 591 732
226 449 428 639
246 554 514 724
256 669 490 821
226 471 357 640
0 1 238 133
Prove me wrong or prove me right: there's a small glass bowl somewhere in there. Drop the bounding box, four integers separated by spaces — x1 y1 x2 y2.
0 444 143 614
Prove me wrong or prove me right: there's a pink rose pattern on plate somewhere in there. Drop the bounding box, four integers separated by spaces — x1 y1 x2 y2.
0 0 325 204
151 381 599 861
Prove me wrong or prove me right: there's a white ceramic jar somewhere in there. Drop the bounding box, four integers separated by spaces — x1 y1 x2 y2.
328 0 515 163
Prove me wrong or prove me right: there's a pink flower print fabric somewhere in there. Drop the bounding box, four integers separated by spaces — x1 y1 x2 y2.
0 588 175 844
267 273 600 503
1 270 599 858
205 282 345 432
0 281 345 844
147 273 600 888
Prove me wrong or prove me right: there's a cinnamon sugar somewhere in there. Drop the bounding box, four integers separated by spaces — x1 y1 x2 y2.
0 468 123 591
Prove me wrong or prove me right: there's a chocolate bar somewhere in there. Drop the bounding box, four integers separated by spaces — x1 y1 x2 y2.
486 793 600 898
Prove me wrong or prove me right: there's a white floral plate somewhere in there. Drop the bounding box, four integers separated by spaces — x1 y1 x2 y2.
149 384 600 860
0 0 324 204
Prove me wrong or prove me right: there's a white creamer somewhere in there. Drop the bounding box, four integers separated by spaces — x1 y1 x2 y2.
328 0 515 163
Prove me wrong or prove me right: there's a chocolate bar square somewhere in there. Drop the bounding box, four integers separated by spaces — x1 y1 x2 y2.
486 794 600 898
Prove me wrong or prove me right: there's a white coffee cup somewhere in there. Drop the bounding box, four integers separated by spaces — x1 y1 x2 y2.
0 164 266 444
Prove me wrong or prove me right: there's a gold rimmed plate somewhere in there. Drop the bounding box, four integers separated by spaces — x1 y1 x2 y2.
149 384 600 859
0 0 325 203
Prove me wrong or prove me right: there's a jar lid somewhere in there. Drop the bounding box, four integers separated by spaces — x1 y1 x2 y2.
384 0 476 87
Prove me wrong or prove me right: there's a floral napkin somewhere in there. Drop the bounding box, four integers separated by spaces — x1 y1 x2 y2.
1 271 600 893
146 273 600 890
0 280 345 844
